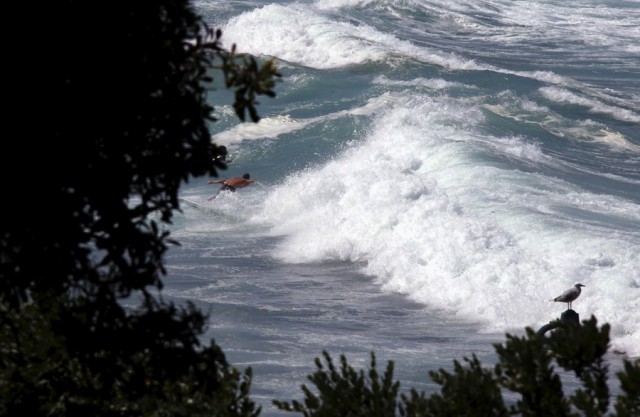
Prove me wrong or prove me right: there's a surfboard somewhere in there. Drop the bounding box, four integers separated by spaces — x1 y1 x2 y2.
179 196 238 221
180 197 206 210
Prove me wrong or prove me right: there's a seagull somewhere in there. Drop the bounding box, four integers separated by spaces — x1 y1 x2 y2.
551 283 585 310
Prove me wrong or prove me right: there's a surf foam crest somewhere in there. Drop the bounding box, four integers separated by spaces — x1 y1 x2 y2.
211 115 307 146
222 3 480 71
256 91 640 356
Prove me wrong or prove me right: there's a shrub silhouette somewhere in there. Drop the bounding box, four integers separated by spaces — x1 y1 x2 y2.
275 317 639 417
1 1 278 416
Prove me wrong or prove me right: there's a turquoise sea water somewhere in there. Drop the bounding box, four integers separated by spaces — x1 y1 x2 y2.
164 0 639 414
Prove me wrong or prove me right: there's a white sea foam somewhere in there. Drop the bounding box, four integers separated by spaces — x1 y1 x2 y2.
211 92 399 146
220 3 614 96
222 3 480 70
540 87 640 124
212 115 308 146
327 0 640 56
222 4 388 69
254 91 640 356
482 107 640 154
373 75 475 91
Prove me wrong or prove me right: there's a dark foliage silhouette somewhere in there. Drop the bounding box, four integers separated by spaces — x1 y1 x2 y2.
1 1 278 416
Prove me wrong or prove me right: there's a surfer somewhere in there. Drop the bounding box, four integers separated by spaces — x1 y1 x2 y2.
207 173 257 200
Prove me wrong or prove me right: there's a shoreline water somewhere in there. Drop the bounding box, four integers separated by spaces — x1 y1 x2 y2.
163 224 629 416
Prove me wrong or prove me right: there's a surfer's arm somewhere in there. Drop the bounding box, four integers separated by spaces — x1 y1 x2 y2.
208 180 225 184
